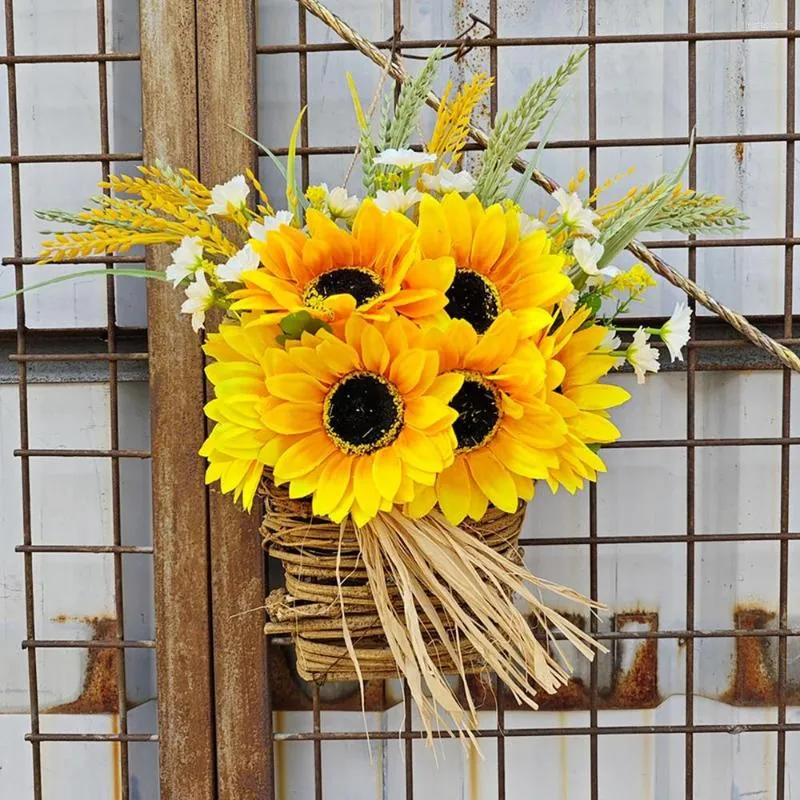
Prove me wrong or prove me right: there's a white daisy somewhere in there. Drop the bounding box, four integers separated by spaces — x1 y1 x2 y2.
572 238 604 275
552 187 599 236
248 210 294 241
420 167 475 194
373 148 437 170
165 236 203 287
326 186 360 220
374 188 424 213
659 302 692 362
626 327 660 384
207 175 250 216
181 271 214 332
217 243 260 284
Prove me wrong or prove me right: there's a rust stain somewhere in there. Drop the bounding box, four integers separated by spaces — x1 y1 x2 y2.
48 616 122 714
721 607 777 706
605 612 660 709
734 141 745 165
534 677 590 711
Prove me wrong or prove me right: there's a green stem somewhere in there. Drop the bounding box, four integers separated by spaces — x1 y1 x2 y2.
0 268 167 302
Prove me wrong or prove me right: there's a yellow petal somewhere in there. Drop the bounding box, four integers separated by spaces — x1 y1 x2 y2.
265 373 326 403
395 427 445 471
405 396 457 433
311 453 354 517
566 383 631 411
417 195 452 259
405 484 437 518
570 411 621 443
436 457 471 526
360 323 391 375
466 449 519 513
274 431 334 480
262 402 322 434
441 192 473 265
372 446 402 502
469 204 506 273
352 456 381 520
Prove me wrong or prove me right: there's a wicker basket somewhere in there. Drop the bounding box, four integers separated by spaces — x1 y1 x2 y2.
261 479 526 683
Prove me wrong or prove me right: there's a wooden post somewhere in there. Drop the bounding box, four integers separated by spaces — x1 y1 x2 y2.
196 2 272 798
140 2 217 798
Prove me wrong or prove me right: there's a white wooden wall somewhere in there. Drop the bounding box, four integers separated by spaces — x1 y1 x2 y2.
1 1 799 798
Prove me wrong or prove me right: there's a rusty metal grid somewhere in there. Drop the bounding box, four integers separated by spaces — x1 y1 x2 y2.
1 1 154 799
254 2 800 800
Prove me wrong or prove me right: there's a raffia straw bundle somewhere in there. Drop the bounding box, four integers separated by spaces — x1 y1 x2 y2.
262 479 603 739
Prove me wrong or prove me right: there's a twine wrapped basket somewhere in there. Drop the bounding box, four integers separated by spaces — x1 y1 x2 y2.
262 478 526 683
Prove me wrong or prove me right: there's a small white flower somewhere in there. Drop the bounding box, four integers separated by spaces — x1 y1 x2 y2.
420 167 475 194
373 148 437 170
599 328 625 369
560 291 579 318
165 236 203 287
552 187 599 236
518 213 547 237
326 186 360 219
217 244 260 284
207 175 250 216
572 238 604 276
585 265 620 290
374 188 424 213
181 271 214 332
626 327 660 384
248 210 294 241
659 302 692 362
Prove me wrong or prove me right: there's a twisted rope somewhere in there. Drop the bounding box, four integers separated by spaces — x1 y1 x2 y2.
296 0 800 374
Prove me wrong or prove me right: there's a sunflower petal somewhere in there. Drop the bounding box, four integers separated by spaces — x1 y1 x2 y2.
467 449 520 513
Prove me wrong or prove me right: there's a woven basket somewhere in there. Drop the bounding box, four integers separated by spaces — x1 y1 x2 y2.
261 479 526 683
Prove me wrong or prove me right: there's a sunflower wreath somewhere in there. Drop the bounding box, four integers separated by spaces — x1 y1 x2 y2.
20 38 758 741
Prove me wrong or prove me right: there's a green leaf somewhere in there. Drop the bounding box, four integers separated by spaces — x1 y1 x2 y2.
277 310 331 343
0 268 167 302
286 107 308 225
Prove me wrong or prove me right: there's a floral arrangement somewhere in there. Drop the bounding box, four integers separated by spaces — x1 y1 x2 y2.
20 47 746 740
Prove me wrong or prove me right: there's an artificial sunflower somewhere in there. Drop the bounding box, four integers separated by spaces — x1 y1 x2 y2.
417 193 572 337
228 200 454 329
199 319 283 511
538 307 631 492
406 311 569 525
203 313 463 525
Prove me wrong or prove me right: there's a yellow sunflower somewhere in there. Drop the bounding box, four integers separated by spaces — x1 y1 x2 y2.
417 193 572 337
538 307 631 493
228 200 455 330
202 313 463 525
406 311 569 526
199 319 284 511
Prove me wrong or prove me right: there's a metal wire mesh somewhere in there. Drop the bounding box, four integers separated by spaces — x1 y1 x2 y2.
2 0 798 798
1 2 154 798
255 2 799 798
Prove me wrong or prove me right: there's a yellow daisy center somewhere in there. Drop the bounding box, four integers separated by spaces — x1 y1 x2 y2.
323 371 405 455
304 267 384 310
450 371 502 452
445 268 502 334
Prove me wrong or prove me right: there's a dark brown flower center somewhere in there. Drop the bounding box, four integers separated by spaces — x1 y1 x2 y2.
304 267 384 309
445 268 502 334
450 372 502 452
324 371 404 454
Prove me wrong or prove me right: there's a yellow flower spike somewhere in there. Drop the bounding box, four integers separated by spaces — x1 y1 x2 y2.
230 200 452 329
416 193 571 337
